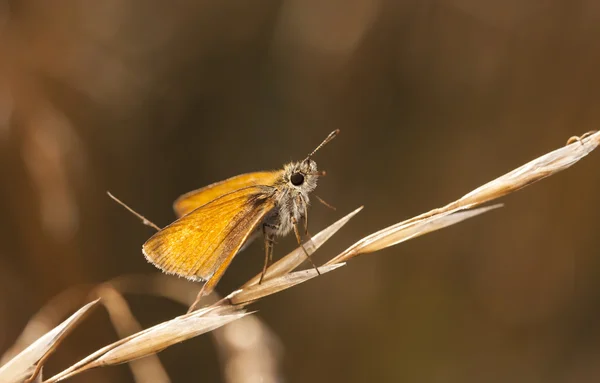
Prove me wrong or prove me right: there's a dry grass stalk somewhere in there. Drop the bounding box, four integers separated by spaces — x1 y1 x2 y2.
44 306 252 383
226 264 345 305
43 265 346 382
2 131 598 382
0 287 93 366
0 300 100 383
242 206 363 287
106 274 284 383
327 204 502 265
42 208 360 382
329 131 600 264
92 285 171 383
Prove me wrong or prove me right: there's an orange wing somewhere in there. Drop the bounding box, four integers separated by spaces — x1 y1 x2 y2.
174 171 281 217
143 186 277 291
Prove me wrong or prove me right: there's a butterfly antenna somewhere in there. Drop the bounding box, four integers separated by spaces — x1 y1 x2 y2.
306 129 340 161
107 191 161 231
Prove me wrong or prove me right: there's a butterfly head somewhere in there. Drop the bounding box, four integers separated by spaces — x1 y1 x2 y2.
282 129 340 194
283 159 320 194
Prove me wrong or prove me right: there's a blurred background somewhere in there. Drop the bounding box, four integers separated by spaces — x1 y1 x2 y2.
1 0 600 382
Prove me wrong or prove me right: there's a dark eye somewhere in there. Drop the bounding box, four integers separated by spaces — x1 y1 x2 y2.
290 172 304 186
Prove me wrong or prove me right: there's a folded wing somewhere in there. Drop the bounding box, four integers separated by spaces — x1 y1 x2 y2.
173 171 281 217
143 186 276 284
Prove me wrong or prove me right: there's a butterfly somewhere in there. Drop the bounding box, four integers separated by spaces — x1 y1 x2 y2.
142 130 339 297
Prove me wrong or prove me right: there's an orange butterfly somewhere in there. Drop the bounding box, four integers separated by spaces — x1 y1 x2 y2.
142 130 339 297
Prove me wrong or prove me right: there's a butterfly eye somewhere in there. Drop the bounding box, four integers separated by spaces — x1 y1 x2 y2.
290 172 305 186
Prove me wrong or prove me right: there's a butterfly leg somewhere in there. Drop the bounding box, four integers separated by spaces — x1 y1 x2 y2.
304 204 309 236
315 195 336 211
259 225 275 284
189 280 214 313
297 194 310 236
188 287 206 313
292 217 321 275
189 270 224 312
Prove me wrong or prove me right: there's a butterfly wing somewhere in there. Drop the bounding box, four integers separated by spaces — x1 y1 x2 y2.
174 171 281 217
143 186 277 292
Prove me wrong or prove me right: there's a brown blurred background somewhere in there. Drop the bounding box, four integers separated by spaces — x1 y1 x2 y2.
1 0 600 382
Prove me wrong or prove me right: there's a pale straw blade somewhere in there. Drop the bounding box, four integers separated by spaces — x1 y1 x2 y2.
243 207 362 287
94 311 250 366
328 131 600 264
457 131 600 208
0 300 99 383
230 263 345 305
45 306 249 382
0 287 92 366
328 205 502 264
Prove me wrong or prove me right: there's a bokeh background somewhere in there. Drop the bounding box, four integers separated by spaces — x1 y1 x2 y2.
1 1 600 382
